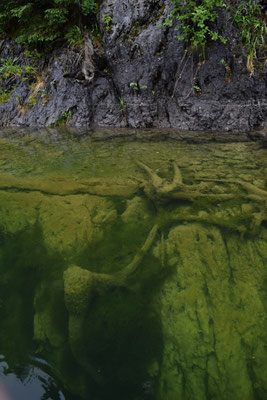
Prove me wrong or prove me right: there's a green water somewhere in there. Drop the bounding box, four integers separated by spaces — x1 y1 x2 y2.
0 128 266 400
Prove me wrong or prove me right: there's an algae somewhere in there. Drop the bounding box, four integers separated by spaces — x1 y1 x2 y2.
159 223 267 400
0 130 266 399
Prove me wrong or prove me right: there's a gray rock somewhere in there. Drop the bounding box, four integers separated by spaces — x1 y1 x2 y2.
0 0 266 132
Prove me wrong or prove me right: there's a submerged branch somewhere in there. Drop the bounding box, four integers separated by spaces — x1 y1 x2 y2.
64 224 160 316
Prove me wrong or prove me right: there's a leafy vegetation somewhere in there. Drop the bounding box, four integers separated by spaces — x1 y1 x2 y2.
232 0 267 74
0 56 40 85
220 58 232 82
101 14 113 31
0 0 98 47
28 94 37 107
129 82 148 93
119 97 126 114
53 109 73 126
0 58 23 79
0 89 13 104
64 25 84 46
163 0 227 53
165 0 266 71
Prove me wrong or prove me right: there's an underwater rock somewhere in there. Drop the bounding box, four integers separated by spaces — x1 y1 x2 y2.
159 223 267 400
63 224 160 318
64 266 97 315
0 185 118 256
63 266 114 381
121 196 152 223
0 191 39 234
34 280 67 348
0 172 139 197
39 194 117 255
62 224 163 386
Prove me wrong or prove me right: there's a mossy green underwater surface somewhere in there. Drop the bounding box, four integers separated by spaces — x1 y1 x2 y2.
0 128 266 400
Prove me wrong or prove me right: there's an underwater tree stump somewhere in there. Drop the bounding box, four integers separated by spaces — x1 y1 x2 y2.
136 160 236 203
137 161 267 234
63 224 160 378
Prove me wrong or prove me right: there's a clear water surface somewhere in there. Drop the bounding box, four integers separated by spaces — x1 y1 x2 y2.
0 128 266 400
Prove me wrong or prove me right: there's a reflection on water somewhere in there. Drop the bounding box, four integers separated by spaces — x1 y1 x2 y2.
0 128 266 400
0 355 65 400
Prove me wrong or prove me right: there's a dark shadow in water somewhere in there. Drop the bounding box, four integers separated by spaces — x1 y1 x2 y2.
0 221 168 400
0 225 69 399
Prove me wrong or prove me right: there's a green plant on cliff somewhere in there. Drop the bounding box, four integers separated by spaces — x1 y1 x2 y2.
164 0 227 98
102 14 113 31
53 109 73 126
28 94 37 107
65 25 84 46
0 89 13 104
220 58 232 82
232 0 267 74
0 57 23 79
164 0 266 97
0 0 98 47
164 0 227 53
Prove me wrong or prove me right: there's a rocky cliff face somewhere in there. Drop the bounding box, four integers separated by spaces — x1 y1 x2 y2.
0 0 266 132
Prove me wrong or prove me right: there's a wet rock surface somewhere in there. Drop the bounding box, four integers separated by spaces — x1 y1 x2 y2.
0 0 266 132
159 223 267 400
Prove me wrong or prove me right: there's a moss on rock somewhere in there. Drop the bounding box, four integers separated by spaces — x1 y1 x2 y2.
159 223 267 400
64 266 96 315
38 194 117 255
121 195 153 223
0 186 118 256
34 280 68 348
0 191 39 233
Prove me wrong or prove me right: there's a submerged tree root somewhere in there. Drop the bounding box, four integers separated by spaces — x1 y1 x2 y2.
63 224 161 379
136 160 236 203
137 160 267 234
63 223 159 315
198 177 267 203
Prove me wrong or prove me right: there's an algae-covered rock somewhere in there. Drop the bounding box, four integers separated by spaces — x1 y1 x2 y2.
63 264 163 395
61 224 165 394
63 223 161 342
0 191 39 233
159 223 267 400
121 196 153 223
63 266 94 315
0 172 139 198
0 187 118 256
34 280 67 348
63 265 120 377
0 134 266 400
39 194 117 255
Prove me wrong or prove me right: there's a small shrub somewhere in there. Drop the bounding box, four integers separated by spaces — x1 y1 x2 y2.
23 49 42 60
28 94 37 107
24 65 38 75
0 0 98 47
232 0 267 74
0 89 12 104
0 58 23 79
53 110 73 126
65 25 84 46
102 14 113 31
163 0 227 52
